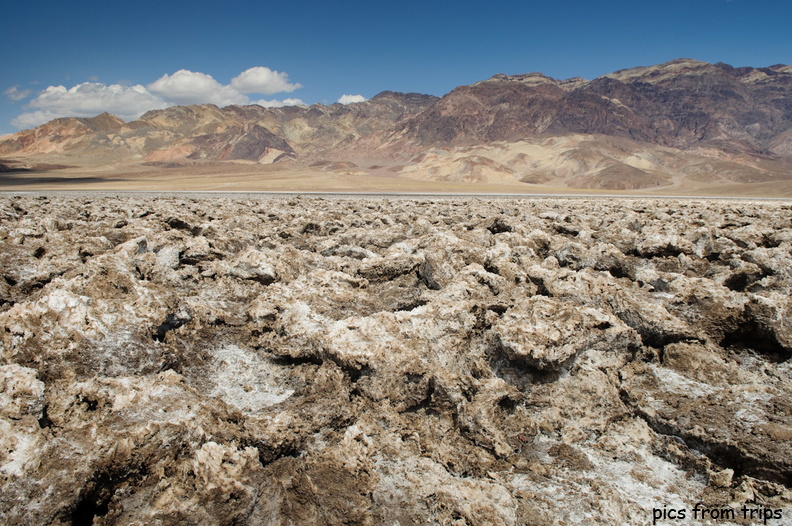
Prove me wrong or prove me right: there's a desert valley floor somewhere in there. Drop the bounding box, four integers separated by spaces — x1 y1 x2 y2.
0 193 791 525
2 160 792 198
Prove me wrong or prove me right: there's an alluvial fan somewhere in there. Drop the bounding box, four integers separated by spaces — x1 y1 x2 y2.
0 194 790 525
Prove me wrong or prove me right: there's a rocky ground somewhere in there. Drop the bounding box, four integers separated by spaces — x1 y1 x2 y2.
0 193 790 525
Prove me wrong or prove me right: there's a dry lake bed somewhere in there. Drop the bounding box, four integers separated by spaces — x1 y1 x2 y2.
1 193 791 524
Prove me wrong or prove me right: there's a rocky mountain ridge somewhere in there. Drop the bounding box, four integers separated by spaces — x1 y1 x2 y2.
396 59 792 152
2 59 792 191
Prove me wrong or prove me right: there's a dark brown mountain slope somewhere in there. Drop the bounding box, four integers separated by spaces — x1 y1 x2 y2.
395 59 792 155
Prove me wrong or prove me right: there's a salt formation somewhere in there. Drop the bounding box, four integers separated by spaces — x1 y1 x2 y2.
0 194 790 525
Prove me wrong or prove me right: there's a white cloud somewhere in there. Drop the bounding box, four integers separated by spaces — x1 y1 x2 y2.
338 94 366 105
12 83 169 128
254 98 307 108
5 86 32 101
10 66 305 129
231 67 302 95
148 70 248 106
12 110 62 129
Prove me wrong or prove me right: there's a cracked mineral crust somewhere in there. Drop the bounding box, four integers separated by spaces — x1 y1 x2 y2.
0 194 791 525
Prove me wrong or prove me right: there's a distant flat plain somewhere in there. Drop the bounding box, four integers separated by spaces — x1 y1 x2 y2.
1 161 791 198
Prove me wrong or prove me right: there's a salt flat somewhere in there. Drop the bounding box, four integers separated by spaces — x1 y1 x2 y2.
2 159 792 197
1 194 790 524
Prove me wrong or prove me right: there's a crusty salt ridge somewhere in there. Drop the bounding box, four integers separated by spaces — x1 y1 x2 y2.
0 194 790 525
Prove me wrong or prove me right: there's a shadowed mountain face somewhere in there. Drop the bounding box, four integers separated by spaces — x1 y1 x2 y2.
1 59 791 191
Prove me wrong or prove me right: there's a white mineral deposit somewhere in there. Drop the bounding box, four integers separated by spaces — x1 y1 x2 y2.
0 194 790 524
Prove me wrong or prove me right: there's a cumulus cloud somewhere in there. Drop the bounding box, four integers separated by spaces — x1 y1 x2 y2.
5 86 32 101
148 70 248 106
12 111 63 129
12 83 169 128
10 66 305 129
231 67 302 95
338 94 367 105
253 98 307 108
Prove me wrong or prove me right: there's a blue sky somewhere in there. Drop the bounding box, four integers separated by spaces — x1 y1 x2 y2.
2 0 790 134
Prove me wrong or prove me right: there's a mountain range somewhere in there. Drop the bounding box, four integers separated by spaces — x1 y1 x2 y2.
2 59 792 192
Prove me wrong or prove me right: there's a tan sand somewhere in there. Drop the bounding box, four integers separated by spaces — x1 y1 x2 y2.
1 161 791 197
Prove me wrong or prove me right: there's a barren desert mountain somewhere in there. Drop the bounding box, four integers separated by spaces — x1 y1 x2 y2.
0 91 439 163
397 59 792 151
1 59 792 192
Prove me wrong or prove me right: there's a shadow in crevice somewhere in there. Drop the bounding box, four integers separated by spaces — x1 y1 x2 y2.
70 464 149 526
720 323 790 362
622 390 792 487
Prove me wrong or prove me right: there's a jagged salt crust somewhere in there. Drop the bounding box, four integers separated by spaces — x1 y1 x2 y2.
0 194 790 525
